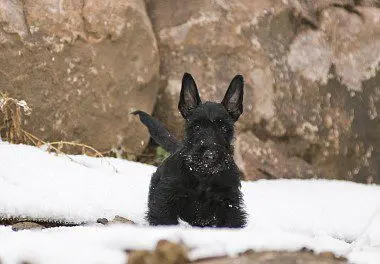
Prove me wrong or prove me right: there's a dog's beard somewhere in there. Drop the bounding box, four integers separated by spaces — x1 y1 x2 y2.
183 151 234 175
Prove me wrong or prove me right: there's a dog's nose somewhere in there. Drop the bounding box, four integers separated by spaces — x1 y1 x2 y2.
203 150 217 161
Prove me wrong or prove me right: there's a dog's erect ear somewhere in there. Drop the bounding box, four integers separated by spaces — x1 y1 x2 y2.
221 75 244 121
178 72 201 118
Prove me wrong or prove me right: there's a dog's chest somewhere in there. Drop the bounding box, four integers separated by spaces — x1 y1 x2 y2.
185 179 219 201
178 181 223 225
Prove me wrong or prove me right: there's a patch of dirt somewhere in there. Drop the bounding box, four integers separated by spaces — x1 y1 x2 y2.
0 218 80 229
194 250 347 264
127 240 189 264
127 240 348 264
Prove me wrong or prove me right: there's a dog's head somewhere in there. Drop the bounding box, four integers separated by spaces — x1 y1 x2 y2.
178 73 244 174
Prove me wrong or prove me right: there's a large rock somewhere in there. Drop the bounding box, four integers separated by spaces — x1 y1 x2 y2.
145 0 285 137
283 6 380 183
193 250 347 264
146 0 380 183
235 131 321 180
0 0 159 154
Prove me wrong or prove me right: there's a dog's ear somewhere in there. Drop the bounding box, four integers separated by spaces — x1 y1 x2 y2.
178 72 201 118
221 75 244 121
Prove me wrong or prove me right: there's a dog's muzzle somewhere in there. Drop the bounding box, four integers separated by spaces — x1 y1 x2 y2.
203 149 217 162
184 143 233 174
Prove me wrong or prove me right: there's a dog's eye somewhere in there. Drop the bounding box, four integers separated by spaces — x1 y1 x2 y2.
194 125 200 131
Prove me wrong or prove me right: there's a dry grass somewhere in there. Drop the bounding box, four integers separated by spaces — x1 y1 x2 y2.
0 93 101 156
0 93 119 172
0 93 30 144
0 93 166 167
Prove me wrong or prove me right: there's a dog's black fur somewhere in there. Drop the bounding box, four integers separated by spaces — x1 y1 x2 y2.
132 110 181 153
135 73 247 228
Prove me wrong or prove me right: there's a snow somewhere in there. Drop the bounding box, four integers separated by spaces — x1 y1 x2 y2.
0 142 154 224
0 142 380 264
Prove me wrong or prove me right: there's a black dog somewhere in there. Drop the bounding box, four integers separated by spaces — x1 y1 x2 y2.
134 73 247 228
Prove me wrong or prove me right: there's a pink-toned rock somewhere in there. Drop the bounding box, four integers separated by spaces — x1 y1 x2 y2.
146 0 285 138
235 131 319 180
288 7 380 92
0 0 159 154
193 250 347 264
147 0 380 183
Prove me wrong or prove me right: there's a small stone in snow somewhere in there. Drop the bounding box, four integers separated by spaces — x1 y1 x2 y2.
97 218 109 225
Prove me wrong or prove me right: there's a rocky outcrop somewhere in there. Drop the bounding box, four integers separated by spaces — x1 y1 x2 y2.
1 0 379 183
0 0 159 154
11 221 44 231
194 250 348 264
146 0 380 183
192 250 347 264
128 241 347 264
145 0 285 137
235 131 320 180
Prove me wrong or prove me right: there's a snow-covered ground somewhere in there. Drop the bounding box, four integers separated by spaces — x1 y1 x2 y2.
0 142 379 264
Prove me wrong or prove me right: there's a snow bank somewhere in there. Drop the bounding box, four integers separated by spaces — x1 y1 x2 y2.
0 142 379 264
0 142 154 224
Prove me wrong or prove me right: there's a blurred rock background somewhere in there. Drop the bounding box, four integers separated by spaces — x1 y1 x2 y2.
0 0 379 183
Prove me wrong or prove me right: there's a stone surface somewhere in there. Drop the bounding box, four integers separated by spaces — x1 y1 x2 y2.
110 215 136 225
128 243 347 264
146 0 380 183
11 221 44 231
288 0 356 28
235 131 320 180
145 0 286 138
128 239 188 264
288 7 380 92
1 0 379 182
97 215 136 225
96 218 109 225
193 250 347 264
283 6 380 182
0 0 159 154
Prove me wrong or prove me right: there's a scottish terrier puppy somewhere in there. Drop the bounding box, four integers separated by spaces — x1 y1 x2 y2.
135 73 247 228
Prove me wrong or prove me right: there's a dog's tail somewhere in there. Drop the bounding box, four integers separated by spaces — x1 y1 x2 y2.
131 110 180 154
